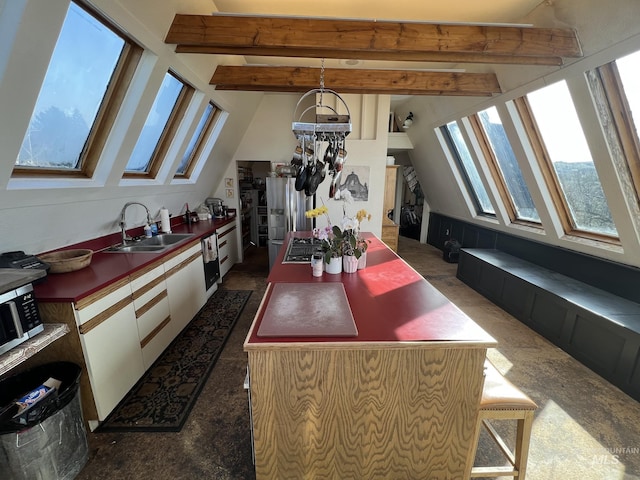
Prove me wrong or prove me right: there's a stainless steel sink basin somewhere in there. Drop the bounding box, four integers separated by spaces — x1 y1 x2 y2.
111 245 167 253
136 233 194 247
105 233 194 253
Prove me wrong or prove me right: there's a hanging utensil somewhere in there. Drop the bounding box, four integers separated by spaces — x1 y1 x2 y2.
329 170 342 198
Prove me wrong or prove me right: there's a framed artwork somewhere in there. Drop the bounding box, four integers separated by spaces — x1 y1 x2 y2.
338 166 370 201
225 178 234 187
226 188 234 198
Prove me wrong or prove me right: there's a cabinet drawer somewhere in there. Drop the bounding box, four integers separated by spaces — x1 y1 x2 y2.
130 262 165 296
164 241 201 274
75 280 132 328
141 316 174 369
138 297 172 369
136 290 170 341
218 237 231 266
217 222 237 240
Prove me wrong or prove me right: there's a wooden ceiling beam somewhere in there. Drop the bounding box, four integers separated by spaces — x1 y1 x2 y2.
210 66 502 96
177 45 564 66
166 14 582 65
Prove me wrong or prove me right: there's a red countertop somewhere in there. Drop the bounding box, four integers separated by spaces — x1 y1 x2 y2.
33 215 237 303
245 232 497 346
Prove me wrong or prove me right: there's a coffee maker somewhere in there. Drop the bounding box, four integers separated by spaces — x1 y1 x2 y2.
206 198 225 218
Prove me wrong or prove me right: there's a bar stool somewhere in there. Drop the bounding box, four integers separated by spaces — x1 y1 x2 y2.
465 360 537 479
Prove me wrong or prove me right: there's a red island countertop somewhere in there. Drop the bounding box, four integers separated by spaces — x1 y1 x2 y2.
34 215 237 303
245 232 497 347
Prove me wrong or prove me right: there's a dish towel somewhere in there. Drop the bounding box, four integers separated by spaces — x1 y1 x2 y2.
203 237 217 263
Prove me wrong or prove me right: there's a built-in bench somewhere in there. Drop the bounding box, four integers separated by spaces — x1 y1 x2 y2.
457 248 640 402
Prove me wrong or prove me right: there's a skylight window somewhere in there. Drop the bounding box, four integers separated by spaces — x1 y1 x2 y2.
475 106 540 223
524 81 618 238
13 1 138 178
598 49 640 205
175 102 220 178
125 72 193 178
442 121 495 215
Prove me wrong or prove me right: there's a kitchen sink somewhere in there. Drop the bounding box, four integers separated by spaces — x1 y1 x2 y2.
110 245 167 253
136 233 194 246
105 233 194 253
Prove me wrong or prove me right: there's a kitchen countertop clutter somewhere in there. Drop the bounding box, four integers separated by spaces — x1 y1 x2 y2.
26 212 239 429
34 214 236 303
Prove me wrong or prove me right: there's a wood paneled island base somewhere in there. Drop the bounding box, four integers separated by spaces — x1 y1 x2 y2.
244 233 496 479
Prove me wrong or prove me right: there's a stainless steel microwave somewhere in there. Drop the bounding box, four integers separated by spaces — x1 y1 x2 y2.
0 283 44 356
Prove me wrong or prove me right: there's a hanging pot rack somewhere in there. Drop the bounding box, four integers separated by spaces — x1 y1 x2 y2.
291 87 352 140
289 60 352 197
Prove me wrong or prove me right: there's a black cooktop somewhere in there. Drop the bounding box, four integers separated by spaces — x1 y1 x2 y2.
283 237 322 263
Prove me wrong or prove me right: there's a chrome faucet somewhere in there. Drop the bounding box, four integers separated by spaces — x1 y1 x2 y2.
120 202 152 244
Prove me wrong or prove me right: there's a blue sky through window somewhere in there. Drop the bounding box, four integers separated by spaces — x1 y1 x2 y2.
16 2 124 168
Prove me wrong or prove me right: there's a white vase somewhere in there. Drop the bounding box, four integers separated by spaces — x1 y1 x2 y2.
343 255 358 273
325 256 343 274
357 251 367 270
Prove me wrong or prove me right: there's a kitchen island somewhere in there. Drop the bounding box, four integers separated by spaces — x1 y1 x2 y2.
244 233 497 479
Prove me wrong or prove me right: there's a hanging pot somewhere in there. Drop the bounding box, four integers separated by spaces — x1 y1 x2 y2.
306 163 323 196
295 165 308 191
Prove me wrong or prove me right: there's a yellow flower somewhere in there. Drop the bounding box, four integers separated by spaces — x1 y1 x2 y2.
305 205 329 218
355 209 371 223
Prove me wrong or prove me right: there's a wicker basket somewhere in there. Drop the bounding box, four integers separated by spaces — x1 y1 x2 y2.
39 249 93 274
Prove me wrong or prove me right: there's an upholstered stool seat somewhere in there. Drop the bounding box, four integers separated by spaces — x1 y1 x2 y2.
465 360 538 479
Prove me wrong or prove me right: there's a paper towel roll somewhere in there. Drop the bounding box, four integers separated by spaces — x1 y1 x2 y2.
160 208 171 233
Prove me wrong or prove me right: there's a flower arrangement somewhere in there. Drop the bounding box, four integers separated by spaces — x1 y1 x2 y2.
306 205 344 263
305 194 372 263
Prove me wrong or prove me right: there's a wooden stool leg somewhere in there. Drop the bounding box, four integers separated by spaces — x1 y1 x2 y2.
514 410 534 479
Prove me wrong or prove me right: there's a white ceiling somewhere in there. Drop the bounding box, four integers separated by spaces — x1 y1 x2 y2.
211 0 544 24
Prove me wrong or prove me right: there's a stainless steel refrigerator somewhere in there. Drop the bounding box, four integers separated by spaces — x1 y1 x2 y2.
266 176 313 269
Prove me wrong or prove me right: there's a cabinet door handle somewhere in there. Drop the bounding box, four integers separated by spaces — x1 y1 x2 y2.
219 240 228 248
220 255 229 265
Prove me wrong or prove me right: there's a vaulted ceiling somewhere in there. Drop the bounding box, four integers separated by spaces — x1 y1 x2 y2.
163 0 583 96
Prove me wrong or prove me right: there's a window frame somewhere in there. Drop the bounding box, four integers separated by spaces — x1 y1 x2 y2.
514 95 619 243
597 61 640 206
174 102 222 179
12 1 142 179
468 111 542 227
123 71 194 179
440 122 496 217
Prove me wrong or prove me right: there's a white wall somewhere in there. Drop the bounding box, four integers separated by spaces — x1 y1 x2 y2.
222 93 392 237
0 0 261 254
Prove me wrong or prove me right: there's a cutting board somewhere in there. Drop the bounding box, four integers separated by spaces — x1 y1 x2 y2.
257 282 358 337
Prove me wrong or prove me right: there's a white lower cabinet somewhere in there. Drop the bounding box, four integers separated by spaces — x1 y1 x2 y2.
217 219 238 279
70 239 208 425
164 241 207 338
76 280 145 421
130 261 172 370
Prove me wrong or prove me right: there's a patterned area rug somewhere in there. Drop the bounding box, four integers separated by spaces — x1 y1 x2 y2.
99 289 251 432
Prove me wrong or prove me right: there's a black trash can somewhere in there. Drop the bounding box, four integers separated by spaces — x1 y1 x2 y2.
0 362 88 480
443 239 461 263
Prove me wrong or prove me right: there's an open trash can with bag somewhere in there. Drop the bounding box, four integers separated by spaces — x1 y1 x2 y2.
0 361 88 480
